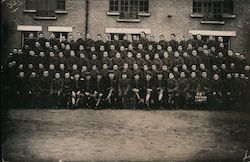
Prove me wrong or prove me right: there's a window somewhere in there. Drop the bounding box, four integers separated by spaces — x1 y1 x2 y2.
26 0 36 10
192 0 234 20
57 0 66 11
193 0 202 14
25 0 66 11
139 0 149 13
22 31 38 46
223 0 234 14
109 0 149 13
53 32 68 42
110 0 119 12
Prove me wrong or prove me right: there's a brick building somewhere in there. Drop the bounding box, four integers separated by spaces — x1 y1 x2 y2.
1 0 250 62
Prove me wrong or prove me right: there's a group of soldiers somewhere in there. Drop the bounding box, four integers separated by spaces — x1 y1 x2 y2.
2 31 250 110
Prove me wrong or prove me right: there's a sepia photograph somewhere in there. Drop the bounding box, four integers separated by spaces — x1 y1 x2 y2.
1 0 250 161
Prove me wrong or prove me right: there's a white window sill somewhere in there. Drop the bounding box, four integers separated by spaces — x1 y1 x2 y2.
34 16 57 20
222 14 236 18
117 18 140 22
24 10 67 14
138 12 150 17
55 10 67 14
107 12 150 17
190 14 203 18
201 20 225 25
107 12 120 16
23 9 36 13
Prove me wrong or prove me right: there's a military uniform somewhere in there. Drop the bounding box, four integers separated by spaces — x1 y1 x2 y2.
50 77 63 108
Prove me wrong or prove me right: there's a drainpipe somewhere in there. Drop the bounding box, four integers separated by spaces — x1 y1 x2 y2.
85 0 89 35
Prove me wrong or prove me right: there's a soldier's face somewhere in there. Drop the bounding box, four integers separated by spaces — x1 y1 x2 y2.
122 74 127 79
97 75 102 80
55 74 60 79
109 74 114 79
134 75 139 80
65 73 70 79
43 72 49 77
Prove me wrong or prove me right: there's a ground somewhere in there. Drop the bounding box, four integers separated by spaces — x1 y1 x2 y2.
2 109 250 162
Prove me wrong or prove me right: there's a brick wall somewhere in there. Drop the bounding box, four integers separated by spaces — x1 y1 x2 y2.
2 0 250 62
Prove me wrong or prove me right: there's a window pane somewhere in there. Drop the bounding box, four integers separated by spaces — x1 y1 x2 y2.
26 0 36 10
57 0 65 10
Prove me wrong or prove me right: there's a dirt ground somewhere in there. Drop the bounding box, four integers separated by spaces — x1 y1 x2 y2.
2 109 250 162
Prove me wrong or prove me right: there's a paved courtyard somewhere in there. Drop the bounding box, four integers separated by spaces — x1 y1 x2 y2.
2 109 250 162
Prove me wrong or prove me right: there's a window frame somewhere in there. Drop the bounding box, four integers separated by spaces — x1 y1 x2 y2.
109 0 149 13
192 0 234 19
24 0 66 12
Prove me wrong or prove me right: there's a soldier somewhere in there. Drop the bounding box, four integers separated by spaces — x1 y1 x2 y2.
172 51 184 68
187 72 199 108
139 32 149 49
166 73 179 108
131 73 143 109
135 53 146 69
106 70 118 108
120 35 130 49
27 72 40 108
92 72 106 109
147 36 157 49
68 35 76 52
132 35 139 51
146 44 155 60
112 52 124 68
223 73 234 109
144 53 152 68
62 72 72 108
100 63 109 80
198 72 211 109
162 52 173 69
82 72 93 108
155 72 166 108
189 50 201 67
48 64 56 78
155 44 165 59
131 63 143 78
67 51 79 69
113 64 121 80
159 35 168 50
137 44 147 57
181 64 190 78
78 53 90 70
111 34 121 51
104 35 112 52
16 72 28 108
119 45 127 59
125 52 135 69
169 34 178 52
210 74 222 110
142 72 155 110
71 73 82 108
37 32 47 48
118 72 131 109
177 72 189 108
90 54 99 69
152 53 163 70
38 71 51 108
76 45 87 57
95 34 104 52
49 33 59 47
50 73 63 108
75 33 85 51
84 33 95 52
